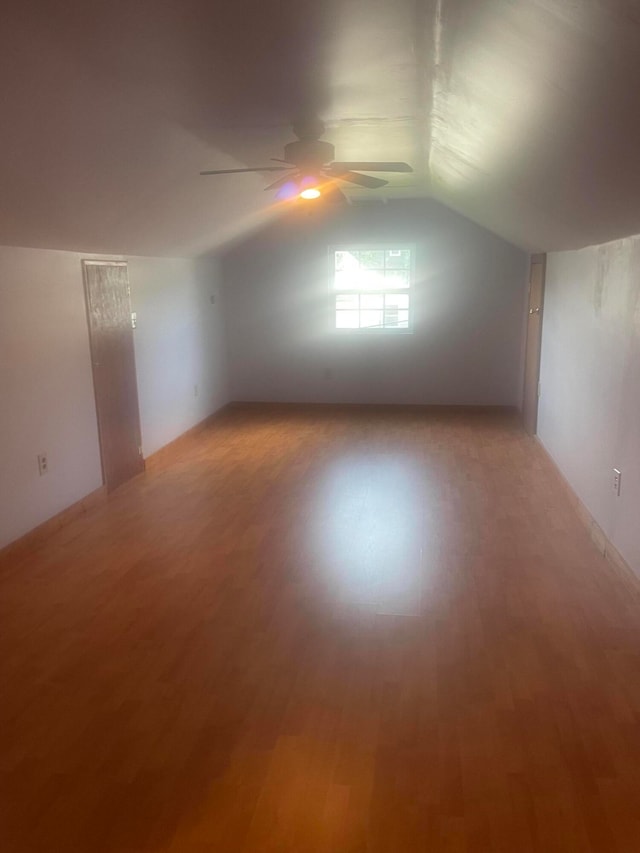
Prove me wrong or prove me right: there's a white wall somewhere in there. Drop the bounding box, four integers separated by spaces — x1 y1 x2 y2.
0 247 227 550
538 235 640 575
0 247 104 550
221 199 528 406
128 256 228 456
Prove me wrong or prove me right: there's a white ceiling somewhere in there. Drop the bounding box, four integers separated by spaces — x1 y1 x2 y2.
2 0 640 256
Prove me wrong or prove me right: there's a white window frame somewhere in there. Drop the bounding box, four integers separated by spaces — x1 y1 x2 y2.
329 244 415 334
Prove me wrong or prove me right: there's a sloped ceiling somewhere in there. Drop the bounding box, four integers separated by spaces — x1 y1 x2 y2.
1 0 640 256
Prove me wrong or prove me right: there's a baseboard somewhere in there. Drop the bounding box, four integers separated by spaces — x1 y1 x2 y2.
535 436 638 584
0 485 107 568
144 404 231 472
229 401 519 416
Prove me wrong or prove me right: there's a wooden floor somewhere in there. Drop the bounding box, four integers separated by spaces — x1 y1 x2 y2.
2 406 640 852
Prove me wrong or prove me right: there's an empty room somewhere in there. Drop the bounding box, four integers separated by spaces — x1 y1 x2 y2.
1 1 640 851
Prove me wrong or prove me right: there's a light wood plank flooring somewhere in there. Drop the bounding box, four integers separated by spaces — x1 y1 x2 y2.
2 405 640 852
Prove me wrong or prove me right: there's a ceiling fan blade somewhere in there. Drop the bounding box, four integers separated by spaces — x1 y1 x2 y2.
323 184 348 204
264 173 300 191
325 169 388 189
200 166 294 175
329 161 413 173
271 157 295 165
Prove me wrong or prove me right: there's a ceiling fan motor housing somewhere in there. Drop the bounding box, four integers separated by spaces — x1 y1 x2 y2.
284 139 335 171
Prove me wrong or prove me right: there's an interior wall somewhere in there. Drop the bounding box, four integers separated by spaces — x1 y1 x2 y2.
128 256 228 456
538 235 640 575
0 247 227 550
221 199 528 406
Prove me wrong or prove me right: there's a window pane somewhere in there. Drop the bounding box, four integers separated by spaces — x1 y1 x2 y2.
336 310 359 328
396 310 409 327
385 269 410 288
385 293 409 309
384 309 409 328
361 293 383 310
334 270 357 290
358 250 384 269
358 269 386 290
335 269 387 290
336 294 359 310
385 249 411 269
360 310 384 329
335 250 359 271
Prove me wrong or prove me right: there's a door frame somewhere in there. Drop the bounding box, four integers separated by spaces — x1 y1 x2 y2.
522 253 546 435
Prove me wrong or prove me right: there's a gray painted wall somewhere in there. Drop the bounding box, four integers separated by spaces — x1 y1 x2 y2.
538 235 640 575
221 199 529 406
0 248 228 549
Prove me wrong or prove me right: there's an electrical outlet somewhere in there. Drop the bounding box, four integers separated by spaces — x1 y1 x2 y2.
37 453 48 476
613 468 622 496
323 367 333 380
194 384 199 398
210 294 216 304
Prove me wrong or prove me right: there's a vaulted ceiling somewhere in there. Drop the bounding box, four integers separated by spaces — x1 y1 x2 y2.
2 1 640 256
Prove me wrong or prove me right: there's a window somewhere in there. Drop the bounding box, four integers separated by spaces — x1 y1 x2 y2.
331 247 412 331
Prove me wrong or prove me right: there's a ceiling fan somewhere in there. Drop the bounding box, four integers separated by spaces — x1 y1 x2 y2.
200 118 413 202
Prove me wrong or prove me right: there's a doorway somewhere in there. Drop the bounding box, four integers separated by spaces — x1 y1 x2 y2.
522 253 546 435
83 260 144 491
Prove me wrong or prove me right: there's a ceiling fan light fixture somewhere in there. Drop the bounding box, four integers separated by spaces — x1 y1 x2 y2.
298 174 322 200
300 187 321 200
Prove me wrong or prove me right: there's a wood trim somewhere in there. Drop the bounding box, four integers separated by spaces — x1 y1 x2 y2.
0 486 107 568
522 254 546 435
535 436 638 585
229 401 519 416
